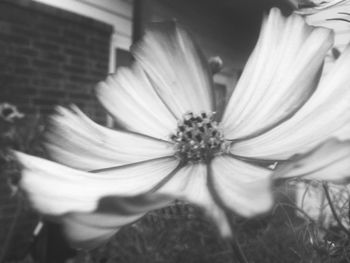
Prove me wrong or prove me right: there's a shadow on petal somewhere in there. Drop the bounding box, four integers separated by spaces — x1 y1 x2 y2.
273 139 350 183
60 193 175 249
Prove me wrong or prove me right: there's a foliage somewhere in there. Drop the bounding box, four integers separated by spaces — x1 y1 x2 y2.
69 186 350 263
77 202 234 263
0 103 45 263
0 103 46 185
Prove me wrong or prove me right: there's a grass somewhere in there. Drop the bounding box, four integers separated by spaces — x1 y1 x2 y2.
81 203 233 263
67 179 350 263
3 185 350 263
68 198 350 263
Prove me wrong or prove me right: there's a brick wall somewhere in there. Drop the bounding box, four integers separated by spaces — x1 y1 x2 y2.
0 0 113 122
0 0 113 260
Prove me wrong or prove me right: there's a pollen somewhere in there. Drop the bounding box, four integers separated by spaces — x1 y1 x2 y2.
171 112 227 163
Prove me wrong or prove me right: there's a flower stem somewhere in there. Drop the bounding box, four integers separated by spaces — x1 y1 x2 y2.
322 182 350 236
206 163 248 263
225 212 249 263
0 194 22 263
229 237 249 263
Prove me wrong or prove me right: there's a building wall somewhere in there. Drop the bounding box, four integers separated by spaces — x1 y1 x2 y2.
0 0 113 260
0 0 113 122
32 0 133 50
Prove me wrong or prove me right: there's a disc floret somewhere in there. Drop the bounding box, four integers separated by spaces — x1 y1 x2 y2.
171 112 227 163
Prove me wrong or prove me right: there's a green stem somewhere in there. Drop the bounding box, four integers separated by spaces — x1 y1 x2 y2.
206 162 248 263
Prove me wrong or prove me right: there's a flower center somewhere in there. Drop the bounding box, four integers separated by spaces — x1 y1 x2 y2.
171 112 227 164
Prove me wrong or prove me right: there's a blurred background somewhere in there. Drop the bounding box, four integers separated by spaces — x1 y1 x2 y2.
2 0 350 262
0 0 292 122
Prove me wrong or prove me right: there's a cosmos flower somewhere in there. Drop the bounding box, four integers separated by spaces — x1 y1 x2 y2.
16 8 350 249
286 0 350 228
286 0 346 10
294 0 350 73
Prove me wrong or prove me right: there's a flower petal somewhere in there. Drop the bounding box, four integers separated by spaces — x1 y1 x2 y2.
61 213 135 249
208 156 273 217
155 163 209 206
273 139 350 182
232 44 350 160
154 163 232 236
16 151 179 215
96 65 177 139
221 8 333 140
46 106 175 171
132 22 214 118
61 193 174 249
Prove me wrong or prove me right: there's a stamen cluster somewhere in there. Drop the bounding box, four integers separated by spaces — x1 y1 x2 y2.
171 112 226 163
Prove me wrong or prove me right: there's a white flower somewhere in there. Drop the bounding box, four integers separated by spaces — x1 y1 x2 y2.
294 0 350 72
286 0 346 10
294 0 349 13
16 8 350 248
290 0 350 227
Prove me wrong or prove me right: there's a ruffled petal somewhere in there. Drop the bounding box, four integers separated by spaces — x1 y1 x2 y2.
154 163 232 236
208 156 273 217
96 65 177 139
16 152 179 215
221 8 333 140
46 106 175 171
132 22 214 118
273 139 350 182
232 44 350 160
